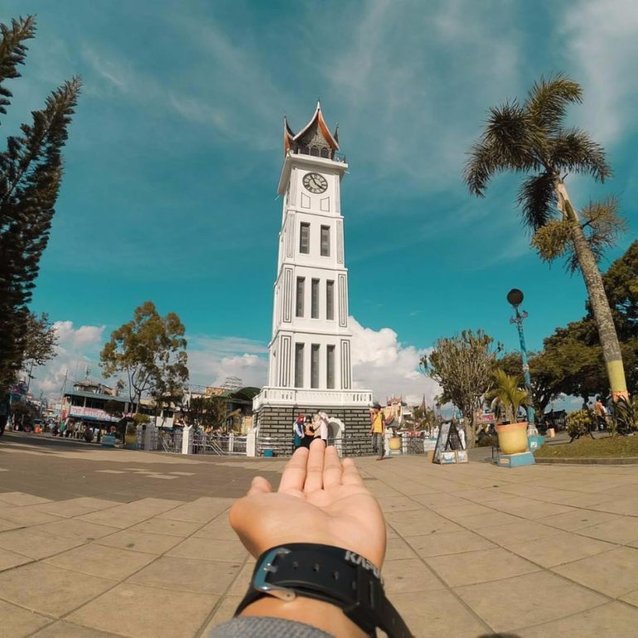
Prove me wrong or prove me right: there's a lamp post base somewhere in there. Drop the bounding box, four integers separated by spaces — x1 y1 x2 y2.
494 451 536 468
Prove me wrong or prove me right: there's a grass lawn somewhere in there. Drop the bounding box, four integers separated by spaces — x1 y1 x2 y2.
535 434 638 458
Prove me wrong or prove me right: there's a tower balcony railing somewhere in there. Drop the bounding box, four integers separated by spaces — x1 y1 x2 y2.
253 387 372 410
291 148 347 164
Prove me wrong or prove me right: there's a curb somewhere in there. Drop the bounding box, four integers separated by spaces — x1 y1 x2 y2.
535 456 638 465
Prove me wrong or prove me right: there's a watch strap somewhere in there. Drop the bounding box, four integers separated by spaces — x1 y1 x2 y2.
235 543 412 638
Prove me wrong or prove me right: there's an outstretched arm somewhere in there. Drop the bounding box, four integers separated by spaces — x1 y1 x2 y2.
229 439 386 637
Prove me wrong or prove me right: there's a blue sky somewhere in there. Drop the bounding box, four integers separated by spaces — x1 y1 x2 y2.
2 0 636 403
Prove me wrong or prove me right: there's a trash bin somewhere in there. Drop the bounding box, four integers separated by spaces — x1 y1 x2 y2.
263 448 275 457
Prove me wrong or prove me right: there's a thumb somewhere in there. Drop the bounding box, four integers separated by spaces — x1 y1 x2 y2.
247 475 273 496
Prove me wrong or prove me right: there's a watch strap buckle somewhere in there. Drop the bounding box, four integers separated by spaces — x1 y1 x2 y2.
253 547 296 602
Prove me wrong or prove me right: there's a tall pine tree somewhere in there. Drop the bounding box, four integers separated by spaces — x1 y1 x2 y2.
0 16 81 389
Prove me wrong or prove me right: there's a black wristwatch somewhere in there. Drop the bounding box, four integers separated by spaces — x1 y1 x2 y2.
235 543 412 638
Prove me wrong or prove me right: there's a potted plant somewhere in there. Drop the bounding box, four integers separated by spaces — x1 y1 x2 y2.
487 369 530 455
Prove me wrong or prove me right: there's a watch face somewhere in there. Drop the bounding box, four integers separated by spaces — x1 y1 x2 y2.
302 172 328 194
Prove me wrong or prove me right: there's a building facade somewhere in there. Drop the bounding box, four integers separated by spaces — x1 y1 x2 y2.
252 104 373 455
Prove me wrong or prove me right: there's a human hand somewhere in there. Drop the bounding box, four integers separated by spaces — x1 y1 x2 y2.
229 439 386 569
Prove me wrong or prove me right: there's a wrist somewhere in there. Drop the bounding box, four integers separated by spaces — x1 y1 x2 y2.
239 595 367 638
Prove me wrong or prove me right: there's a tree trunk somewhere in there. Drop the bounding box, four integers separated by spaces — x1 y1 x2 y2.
556 181 628 400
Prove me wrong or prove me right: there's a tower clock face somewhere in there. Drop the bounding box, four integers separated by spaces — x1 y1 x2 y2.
302 172 328 194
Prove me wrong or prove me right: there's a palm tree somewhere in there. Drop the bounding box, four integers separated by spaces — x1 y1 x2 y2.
487 369 529 424
465 74 628 401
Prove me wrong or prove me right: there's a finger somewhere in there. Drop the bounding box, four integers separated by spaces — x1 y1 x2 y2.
304 438 325 493
341 457 364 486
322 445 343 488
278 446 309 493
247 475 273 497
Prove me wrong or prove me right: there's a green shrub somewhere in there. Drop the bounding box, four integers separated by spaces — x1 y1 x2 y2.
566 409 595 438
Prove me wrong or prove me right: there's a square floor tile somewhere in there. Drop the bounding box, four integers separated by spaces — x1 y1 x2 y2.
96 529 183 555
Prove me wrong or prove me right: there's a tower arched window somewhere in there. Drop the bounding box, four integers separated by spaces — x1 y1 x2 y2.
320 147 329 158
310 146 319 156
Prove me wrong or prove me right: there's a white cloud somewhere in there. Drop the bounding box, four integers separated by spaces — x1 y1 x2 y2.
350 317 440 406
28 319 439 410
29 321 105 398
562 0 638 146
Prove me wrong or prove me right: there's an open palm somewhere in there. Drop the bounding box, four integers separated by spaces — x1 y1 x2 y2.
229 440 386 569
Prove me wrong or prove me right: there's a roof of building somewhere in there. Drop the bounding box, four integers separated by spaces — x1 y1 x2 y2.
64 389 127 402
283 102 339 155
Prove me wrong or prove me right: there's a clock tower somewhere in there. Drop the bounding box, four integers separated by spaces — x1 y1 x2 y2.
252 103 373 455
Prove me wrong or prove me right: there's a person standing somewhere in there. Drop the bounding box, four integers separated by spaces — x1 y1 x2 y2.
369 403 386 460
292 414 305 450
0 392 10 436
302 415 315 449
594 396 608 431
314 411 329 446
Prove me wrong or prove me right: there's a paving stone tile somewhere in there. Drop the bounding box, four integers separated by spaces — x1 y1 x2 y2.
407 529 497 557
592 497 638 516
0 506 61 526
477 519 561 545
453 510 524 530
0 562 116 617
493 499 575 520
127 517 202 537
376 495 423 513
385 510 463 537
193 516 237 540
0 516 21 532
455 570 607 632
518 601 638 637
540 508 622 531
78 499 181 528
95 529 183 554
0 546 32 571
166 537 248 562
0 599 51 637
34 518 120 541
68 583 217 638
32 620 122 637
226 561 254 596
427 547 539 587
128 556 241 594
553 546 638 597
381 558 445 593
46 543 156 580
157 497 232 523
577 516 638 544
385 536 419 560
0 492 52 506
0 528 86 559
33 498 118 518
503 530 618 567
429 502 496 520
391 589 488 637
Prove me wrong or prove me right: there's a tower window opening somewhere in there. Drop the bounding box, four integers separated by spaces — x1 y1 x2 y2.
296 277 305 317
310 146 319 156
311 344 320 388
327 345 335 389
320 147 329 158
299 222 310 254
295 344 304 388
320 225 330 257
326 280 334 320
311 279 320 318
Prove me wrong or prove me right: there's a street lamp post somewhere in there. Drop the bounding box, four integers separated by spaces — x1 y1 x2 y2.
506 289 537 436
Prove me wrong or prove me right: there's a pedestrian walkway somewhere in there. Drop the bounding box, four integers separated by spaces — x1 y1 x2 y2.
2 435 638 636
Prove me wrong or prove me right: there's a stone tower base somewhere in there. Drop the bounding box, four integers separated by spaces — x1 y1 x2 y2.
254 404 373 457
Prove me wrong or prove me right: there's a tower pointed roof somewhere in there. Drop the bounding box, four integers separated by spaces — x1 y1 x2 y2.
283 102 340 157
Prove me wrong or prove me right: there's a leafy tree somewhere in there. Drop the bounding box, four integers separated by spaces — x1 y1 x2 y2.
100 301 189 411
421 329 501 447
0 16 81 390
465 74 628 401
187 395 227 429
487 369 528 424
22 311 58 367
103 399 124 419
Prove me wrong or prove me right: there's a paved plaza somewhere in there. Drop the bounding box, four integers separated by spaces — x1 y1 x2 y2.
2 434 638 637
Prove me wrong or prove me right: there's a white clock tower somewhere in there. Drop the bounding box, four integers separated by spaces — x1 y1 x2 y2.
252 104 373 454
